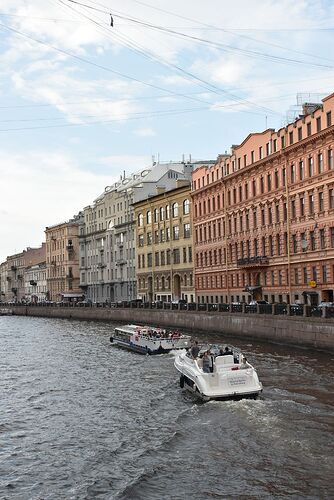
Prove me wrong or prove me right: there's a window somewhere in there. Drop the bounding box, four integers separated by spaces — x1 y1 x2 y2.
266 142 270 156
147 253 152 267
161 251 165 266
274 170 279 189
307 122 312 136
160 229 165 242
320 228 325 249
300 195 305 216
319 191 324 211
273 139 277 152
312 266 317 282
160 207 165 221
301 232 306 252
268 207 273 224
138 234 144 247
303 267 308 284
276 234 281 255
261 208 265 225
183 199 190 215
292 234 297 253
172 203 179 218
154 230 159 244
267 174 271 192
318 152 323 173
259 146 263 159
299 160 304 180
146 210 152 224
138 213 143 227
166 227 170 241
154 209 158 222
327 111 332 127
147 232 152 245
173 226 179 240
316 116 321 132
173 248 180 264
275 204 280 222
281 136 285 149
269 235 273 256
155 252 159 266
290 164 295 183
282 168 286 187
328 149 333 170
298 127 302 141
253 210 257 228
251 150 255 163
322 265 327 283
260 177 264 193
289 131 293 145
329 189 334 209
308 157 314 177
166 205 170 220
245 183 248 199
310 230 316 250
252 180 256 196
184 223 190 238
183 247 187 263
309 194 314 214
166 249 171 265
291 199 296 218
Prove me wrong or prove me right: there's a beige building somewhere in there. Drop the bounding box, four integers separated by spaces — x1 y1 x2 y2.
45 214 83 302
133 182 195 302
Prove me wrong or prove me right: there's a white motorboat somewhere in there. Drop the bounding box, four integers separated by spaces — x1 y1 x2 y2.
174 345 263 401
110 324 191 355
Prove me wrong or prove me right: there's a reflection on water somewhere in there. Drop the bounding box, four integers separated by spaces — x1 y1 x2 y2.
0 316 333 499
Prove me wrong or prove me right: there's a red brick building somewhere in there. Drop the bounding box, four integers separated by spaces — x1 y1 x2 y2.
192 93 334 306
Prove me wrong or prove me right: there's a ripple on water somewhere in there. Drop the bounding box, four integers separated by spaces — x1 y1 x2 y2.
0 316 333 500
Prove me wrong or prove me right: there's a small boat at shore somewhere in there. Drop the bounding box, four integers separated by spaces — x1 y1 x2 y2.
110 324 191 355
174 345 263 401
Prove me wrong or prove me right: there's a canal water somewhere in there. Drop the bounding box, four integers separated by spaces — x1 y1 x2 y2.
1 316 333 500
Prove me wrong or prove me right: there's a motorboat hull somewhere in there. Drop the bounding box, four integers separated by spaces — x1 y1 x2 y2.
175 351 263 401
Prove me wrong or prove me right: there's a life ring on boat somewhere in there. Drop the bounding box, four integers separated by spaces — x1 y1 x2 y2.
180 375 185 388
110 336 113 343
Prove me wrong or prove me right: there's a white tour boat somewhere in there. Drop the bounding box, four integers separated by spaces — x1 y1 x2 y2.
110 324 191 355
174 345 263 401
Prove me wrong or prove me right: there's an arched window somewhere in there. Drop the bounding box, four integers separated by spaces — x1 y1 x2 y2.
183 199 190 215
166 205 170 220
172 202 179 217
146 210 152 224
154 208 159 222
138 213 143 227
160 207 165 221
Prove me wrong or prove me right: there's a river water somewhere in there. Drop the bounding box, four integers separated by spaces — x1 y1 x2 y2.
0 316 333 500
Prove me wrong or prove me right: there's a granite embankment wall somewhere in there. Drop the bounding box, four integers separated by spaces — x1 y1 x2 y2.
13 306 334 351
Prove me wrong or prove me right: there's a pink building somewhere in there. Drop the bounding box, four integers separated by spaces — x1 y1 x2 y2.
192 92 334 306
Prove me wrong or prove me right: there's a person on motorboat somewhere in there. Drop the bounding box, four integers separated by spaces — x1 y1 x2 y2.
220 346 233 356
240 357 251 369
190 340 200 359
202 350 211 373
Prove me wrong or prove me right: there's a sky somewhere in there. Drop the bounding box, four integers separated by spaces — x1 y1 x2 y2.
1 0 334 263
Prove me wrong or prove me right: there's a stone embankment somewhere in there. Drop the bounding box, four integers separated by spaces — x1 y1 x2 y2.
12 305 334 352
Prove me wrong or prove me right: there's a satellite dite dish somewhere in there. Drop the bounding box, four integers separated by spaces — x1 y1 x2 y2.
301 240 308 249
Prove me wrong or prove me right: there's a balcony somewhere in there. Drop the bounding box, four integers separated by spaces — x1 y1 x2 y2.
97 263 106 269
30 280 37 286
66 244 74 251
11 265 17 271
17 274 23 280
6 276 11 281
11 287 17 293
98 247 104 253
237 256 269 268
116 258 127 266
51 260 57 266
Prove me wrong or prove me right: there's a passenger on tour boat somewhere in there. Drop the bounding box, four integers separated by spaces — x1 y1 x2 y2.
220 346 233 356
202 350 211 373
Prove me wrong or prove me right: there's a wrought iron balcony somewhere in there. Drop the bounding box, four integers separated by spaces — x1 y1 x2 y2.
97 263 106 268
11 265 17 271
66 244 74 251
116 258 127 266
30 280 37 286
237 256 269 268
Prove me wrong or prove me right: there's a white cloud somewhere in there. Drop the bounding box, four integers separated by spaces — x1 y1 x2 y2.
0 150 115 263
134 127 156 137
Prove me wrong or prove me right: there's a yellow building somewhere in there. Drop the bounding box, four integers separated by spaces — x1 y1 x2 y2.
133 182 195 302
45 214 83 302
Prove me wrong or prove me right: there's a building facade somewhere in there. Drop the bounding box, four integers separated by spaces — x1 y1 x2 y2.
24 263 47 303
45 214 83 302
134 182 195 302
79 159 212 303
193 92 334 305
0 245 46 302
